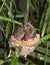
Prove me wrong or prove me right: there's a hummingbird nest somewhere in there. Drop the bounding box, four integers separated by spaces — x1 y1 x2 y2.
8 22 40 58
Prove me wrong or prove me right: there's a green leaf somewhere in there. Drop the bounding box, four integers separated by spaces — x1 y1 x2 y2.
0 60 4 65
5 22 12 38
0 16 22 25
24 61 29 65
45 1 50 21
10 53 18 65
40 34 50 42
24 0 31 22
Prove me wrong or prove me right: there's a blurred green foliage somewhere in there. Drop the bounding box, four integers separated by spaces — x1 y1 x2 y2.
0 0 50 65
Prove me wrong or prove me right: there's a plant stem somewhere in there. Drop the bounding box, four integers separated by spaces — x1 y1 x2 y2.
0 0 5 12
0 16 22 25
40 34 50 42
24 0 31 22
2 0 10 10
44 43 49 65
